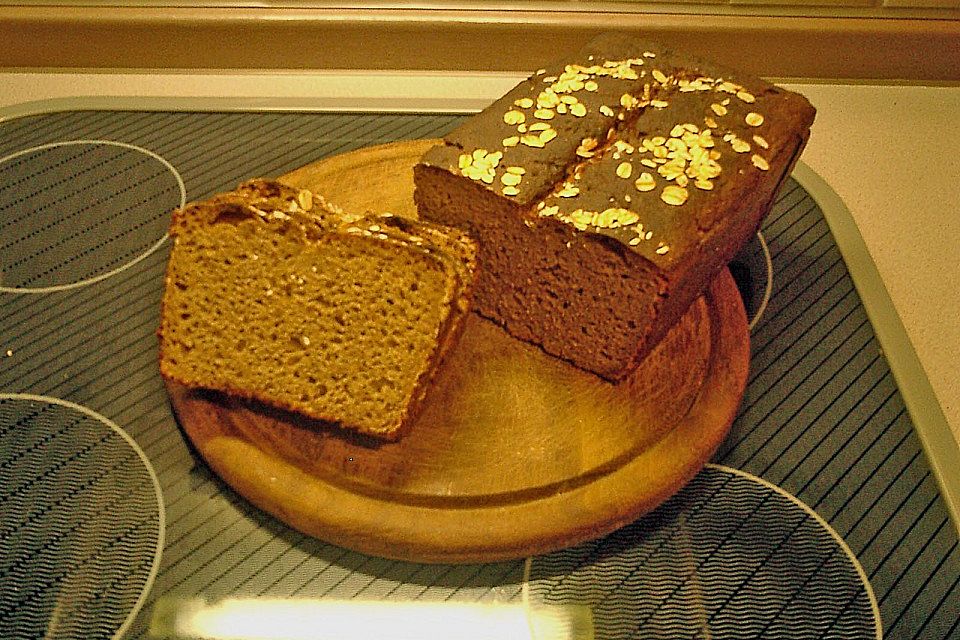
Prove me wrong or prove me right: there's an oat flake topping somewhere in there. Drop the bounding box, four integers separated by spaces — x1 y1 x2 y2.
455 52 773 253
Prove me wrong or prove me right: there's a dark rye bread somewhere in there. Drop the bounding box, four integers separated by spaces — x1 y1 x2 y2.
414 32 815 381
158 179 476 441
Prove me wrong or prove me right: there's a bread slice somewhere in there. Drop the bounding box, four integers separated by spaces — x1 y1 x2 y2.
158 179 476 441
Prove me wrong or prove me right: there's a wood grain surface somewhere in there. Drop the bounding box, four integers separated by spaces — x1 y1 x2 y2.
167 139 750 563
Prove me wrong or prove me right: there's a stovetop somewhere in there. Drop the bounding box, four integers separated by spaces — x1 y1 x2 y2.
1 108 958 639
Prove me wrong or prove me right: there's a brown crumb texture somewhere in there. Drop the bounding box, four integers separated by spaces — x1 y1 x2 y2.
414 32 815 380
158 179 476 441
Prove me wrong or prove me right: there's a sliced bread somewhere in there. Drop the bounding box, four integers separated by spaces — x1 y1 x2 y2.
158 179 476 441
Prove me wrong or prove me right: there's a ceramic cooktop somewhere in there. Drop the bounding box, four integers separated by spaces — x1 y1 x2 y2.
1 107 958 639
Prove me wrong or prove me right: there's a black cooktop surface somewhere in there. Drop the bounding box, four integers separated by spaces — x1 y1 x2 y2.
1 109 958 639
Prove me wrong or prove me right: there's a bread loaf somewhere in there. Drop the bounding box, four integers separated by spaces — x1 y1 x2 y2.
158 179 476 441
414 33 815 380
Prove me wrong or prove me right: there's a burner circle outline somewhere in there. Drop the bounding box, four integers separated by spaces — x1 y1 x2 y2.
748 230 773 332
0 392 166 640
0 139 186 294
520 462 881 640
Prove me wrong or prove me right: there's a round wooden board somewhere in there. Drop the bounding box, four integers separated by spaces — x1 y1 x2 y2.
168 139 750 564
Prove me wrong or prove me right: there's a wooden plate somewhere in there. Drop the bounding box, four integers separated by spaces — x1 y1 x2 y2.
167 139 750 564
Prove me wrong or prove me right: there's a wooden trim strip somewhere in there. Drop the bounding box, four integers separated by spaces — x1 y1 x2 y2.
2 7 958 80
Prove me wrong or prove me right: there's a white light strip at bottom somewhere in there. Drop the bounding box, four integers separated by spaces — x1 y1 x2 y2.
150 598 594 640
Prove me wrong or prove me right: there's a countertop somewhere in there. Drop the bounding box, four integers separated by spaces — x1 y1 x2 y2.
1 70 957 451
